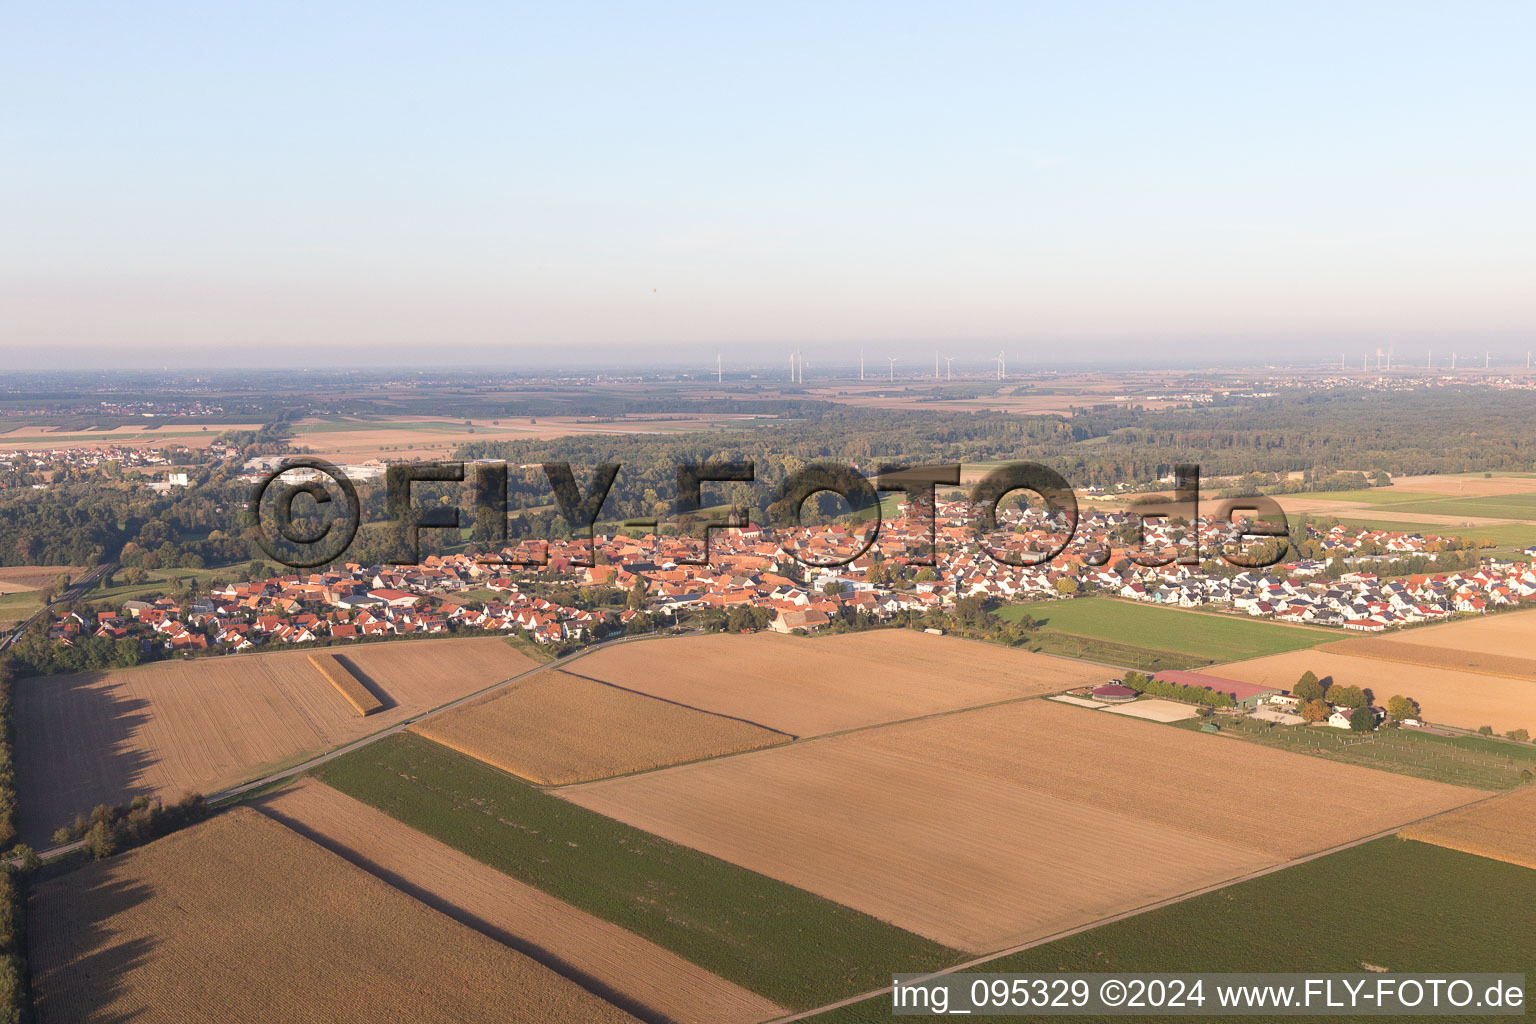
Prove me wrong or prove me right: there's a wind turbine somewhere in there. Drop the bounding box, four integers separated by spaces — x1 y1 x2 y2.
935 352 940 380
996 350 1006 380
944 356 955 380
716 353 722 384
859 349 865 381
887 356 898 383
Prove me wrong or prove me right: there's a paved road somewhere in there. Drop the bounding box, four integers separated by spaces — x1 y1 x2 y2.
0 562 116 654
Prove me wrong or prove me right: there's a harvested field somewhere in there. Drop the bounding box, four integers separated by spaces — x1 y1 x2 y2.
1399 785 1536 869
16 637 535 844
1319 637 1536 679
27 808 637 1024
1101 698 1200 722
413 669 788 784
1209 650 1536 736
257 780 782 1024
562 700 1477 952
0 565 83 593
309 652 385 715
1374 608 1536 660
567 630 1109 736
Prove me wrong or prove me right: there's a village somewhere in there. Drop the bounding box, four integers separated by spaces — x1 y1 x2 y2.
35 493 1536 662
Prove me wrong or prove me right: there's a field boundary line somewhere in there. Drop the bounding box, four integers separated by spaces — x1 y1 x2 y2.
759 788 1507 1024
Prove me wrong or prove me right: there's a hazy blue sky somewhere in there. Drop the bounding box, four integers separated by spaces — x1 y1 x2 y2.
4 2 1533 368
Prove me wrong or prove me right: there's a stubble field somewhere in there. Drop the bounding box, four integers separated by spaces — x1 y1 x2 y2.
1366 607 1536 660
256 779 782 1024
26 808 638 1024
412 668 789 784
1399 784 1536 870
1209 650 1536 736
561 700 1478 952
16 637 535 843
567 630 1110 736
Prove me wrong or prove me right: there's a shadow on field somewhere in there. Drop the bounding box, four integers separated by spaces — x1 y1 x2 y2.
29 868 157 1023
255 797 679 1024
17 673 155 847
329 654 398 712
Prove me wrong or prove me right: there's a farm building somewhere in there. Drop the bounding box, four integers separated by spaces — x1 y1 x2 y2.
1090 682 1139 703
1151 670 1282 710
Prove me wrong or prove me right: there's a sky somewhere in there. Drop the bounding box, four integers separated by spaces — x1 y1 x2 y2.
3 2 1534 369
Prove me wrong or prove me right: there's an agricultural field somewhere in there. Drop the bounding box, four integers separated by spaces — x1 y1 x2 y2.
1372 607 1536 660
315 732 958 1009
257 779 782 1024
565 630 1110 736
1004 597 1332 663
1319 637 1536 679
1329 516 1536 551
1209 649 1536 736
283 413 762 461
27 808 638 1024
1399 784 1536 869
561 700 1479 953
0 565 85 591
807 837 1536 1023
16 637 536 844
412 668 789 784
1364 491 1536 519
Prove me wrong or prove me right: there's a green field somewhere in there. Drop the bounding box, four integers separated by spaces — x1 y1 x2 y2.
1331 515 1536 552
1000 598 1332 663
807 837 1536 1022
1368 491 1536 519
1291 487 1453 506
85 564 229 604
314 733 958 1008
0 589 44 625
1177 718 1536 791
1021 629 1212 672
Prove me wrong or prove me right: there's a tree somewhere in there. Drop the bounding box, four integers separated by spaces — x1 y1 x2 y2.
1293 671 1324 702
1301 699 1331 723
625 577 647 611
1506 728 1530 742
1386 695 1420 721
1478 725 1495 737
84 818 117 860
822 581 844 597
1054 576 1079 595
1328 684 1368 709
1348 707 1377 732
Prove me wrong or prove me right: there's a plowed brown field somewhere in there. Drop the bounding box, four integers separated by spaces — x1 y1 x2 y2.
1209 650 1536 736
567 630 1110 736
26 808 638 1024
1400 785 1536 869
1370 608 1536 659
256 780 782 1024
412 669 788 784
562 700 1479 952
16 638 535 844
0 565 83 592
